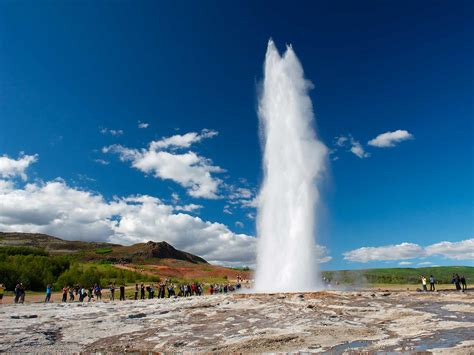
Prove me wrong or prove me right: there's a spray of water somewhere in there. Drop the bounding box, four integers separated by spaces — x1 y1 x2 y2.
255 40 327 292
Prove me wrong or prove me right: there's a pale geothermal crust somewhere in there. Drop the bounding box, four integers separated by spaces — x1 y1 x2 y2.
0 290 473 353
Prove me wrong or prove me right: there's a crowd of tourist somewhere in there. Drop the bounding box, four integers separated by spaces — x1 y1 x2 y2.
420 274 468 292
0 277 246 304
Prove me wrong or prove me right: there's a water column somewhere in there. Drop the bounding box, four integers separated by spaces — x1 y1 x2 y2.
255 40 327 292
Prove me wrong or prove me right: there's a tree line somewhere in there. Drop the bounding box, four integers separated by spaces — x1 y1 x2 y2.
0 246 158 291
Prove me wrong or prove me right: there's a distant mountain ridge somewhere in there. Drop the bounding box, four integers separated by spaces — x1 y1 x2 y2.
0 232 207 264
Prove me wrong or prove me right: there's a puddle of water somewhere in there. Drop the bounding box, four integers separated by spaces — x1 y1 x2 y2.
329 340 370 353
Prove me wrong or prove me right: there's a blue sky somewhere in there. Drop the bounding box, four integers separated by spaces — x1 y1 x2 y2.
0 1 472 269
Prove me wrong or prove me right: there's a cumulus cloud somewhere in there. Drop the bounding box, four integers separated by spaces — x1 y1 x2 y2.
368 130 413 148
343 243 423 262
235 221 244 228
425 239 474 260
0 178 257 265
103 129 223 199
0 154 38 180
138 121 149 129
100 128 124 136
344 238 474 263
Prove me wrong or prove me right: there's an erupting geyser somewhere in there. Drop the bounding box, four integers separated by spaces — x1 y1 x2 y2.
255 40 327 292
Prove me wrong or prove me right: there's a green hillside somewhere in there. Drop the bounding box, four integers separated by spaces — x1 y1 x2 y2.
322 266 473 285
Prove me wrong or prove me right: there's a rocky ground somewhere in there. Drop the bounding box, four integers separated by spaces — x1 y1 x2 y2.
0 290 472 353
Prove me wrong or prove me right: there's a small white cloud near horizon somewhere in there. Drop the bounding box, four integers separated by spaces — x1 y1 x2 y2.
368 130 413 148
398 261 413 266
138 121 149 129
0 153 38 181
344 238 474 263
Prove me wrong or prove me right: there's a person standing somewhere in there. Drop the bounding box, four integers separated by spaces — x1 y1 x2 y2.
19 283 25 303
453 274 461 291
45 284 52 303
134 284 139 300
421 276 427 291
0 283 4 304
429 275 436 291
109 283 115 301
119 284 125 301
61 286 68 302
140 283 145 300
460 275 467 292
68 286 75 302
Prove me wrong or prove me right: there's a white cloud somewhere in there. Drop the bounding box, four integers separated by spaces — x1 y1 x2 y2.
226 185 257 209
398 261 413 266
368 130 413 148
343 242 422 262
100 128 124 136
151 129 218 150
235 221 244 228
425 239 474 261
246 212 255 220
332 135 370 159
171 192 180 203
103 129 223 199
0 178 257 265
350 140 370 159
344 238 474 263
314 245 332 263
417 261 432 266
138 121 149 129
335 136 348 147
0 154 38 180
94 159 110 165
174 204 202 213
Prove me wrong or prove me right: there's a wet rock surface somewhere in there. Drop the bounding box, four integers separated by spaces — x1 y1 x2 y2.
0 290 472 353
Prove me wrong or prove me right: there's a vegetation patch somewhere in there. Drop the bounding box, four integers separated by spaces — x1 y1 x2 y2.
95 247 113 255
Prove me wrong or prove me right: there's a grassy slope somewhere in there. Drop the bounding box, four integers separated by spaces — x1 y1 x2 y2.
322 266 474 285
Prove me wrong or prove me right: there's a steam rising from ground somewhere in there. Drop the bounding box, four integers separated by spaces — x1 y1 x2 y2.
255 40 327 292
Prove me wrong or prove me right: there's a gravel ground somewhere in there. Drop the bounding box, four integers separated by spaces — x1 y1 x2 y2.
0 290 472 353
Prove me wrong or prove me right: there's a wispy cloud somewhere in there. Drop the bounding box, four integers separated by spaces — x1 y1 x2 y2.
350 139 370 159
334 135 370 159
368 130 413 148
138 121 149 129
94 159 110 165
100 127 124 136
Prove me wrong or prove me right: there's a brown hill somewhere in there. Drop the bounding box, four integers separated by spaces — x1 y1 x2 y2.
0 232 116 252
0 232 207 264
